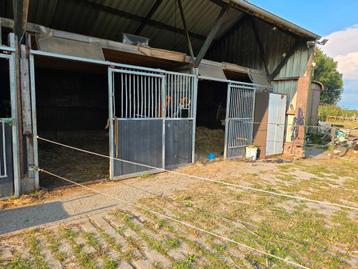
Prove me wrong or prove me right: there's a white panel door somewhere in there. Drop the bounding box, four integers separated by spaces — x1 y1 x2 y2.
266 93 287 156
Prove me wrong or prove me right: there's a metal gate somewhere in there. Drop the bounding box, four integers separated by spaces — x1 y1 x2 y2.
266 93 287 156
0 43 19 197
224 83 256 159
109 67 195 178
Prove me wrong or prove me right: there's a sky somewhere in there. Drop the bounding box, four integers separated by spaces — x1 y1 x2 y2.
249 0 358 109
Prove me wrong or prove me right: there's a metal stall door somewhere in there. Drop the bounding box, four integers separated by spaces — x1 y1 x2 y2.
0 49 19 197
164 72 196 168
266 93 287 156
109 68 165 178
224 83 256 159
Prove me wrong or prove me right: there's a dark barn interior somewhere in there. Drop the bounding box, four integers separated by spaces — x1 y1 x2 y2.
34 56 109 188
0 58 11 118
195 80 227 160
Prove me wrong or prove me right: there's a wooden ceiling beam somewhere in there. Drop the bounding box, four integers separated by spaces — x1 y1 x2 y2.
71 0 206 41
135 0 163 35
194 5 230 67
12 0 29 39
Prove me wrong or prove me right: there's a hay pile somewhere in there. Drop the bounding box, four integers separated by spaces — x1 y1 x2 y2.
39 131 109 188
195 127 225 160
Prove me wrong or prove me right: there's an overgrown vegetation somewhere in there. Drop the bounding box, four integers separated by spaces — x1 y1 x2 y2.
319 105 358 121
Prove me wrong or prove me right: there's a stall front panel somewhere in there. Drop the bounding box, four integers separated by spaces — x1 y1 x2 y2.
0 49 18 198
224 83 256 159
110 68 196 178
266 93 287 156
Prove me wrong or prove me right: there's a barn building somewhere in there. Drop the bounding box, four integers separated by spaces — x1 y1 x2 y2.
0 0 321 197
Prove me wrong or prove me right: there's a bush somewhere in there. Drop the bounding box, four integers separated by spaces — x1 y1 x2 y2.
319 105 358 121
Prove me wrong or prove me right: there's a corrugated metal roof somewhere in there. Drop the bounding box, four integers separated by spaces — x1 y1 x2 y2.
2 0 319 54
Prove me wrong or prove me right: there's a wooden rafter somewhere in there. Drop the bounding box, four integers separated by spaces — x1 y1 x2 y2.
194 5 230 67
12 0 29 39
209 13 249 52
269 39 303 80
250 18 269 77
177 0 194 59
135 0 163 35
68 0 206 41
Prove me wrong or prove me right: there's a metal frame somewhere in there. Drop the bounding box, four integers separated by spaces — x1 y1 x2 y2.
109 66 196 176
224 82 256 159
28 49 259 181
0 34 20 196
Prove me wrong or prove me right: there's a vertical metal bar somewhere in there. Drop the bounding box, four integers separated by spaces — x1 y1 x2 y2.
1 121 6 177
121 73 123 118
9 47 20 196
155 77 158 117
133 74 136 117
192 69 198 163
144 75 147 117
128 74 131 118
108 68 114 179
170 75 173 118
224 83 231 159
161 76 166 168
250 88 256 145
141 75 144 117
29 54 39 189
150 77 153 117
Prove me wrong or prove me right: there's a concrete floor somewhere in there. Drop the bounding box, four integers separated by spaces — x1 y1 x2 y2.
0 171 196 235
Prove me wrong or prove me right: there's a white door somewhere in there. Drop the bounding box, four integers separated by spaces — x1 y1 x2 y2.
266 93 287 156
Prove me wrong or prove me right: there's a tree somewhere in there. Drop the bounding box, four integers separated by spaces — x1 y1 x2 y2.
313 48 343 105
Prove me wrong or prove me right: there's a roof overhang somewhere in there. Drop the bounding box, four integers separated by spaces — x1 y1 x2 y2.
228 0 320 40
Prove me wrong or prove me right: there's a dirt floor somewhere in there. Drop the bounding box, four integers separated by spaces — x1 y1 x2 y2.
38 131 109 188
0 153 357 268
195 127 225 161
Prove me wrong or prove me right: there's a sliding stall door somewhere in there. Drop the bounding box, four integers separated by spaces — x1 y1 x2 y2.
110 68 165 178
266 93 287 156
224 83 256 159
0 53 17 198
109 68 196 178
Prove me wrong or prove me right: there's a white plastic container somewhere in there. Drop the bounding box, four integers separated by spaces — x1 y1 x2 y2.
246 145 258 161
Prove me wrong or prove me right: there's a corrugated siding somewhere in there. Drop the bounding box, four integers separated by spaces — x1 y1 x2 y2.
3 0 243 54
207 17 313 105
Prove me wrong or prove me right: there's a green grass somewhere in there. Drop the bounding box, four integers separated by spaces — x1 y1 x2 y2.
83 231 118 269
42 229 67 263
61 227 97 269
3 254 31 269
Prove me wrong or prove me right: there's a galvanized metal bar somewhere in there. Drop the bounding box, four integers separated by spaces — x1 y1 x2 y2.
0 45 16 52
29 53 39 189
30 49 169 75
108 68 115 180
8 51 20 196
0 120 7 178
161 76 166 168
120 73 123 118
191 68 198 163
224 83 231 159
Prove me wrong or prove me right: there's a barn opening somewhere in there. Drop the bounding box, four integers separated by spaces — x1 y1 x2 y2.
33 55 109 189
195 80 227 160
0 57 11 118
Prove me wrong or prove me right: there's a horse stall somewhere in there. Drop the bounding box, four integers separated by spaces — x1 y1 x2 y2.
30 54 109 189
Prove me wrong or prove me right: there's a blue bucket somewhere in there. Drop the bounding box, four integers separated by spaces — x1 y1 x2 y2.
208 153 215 161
